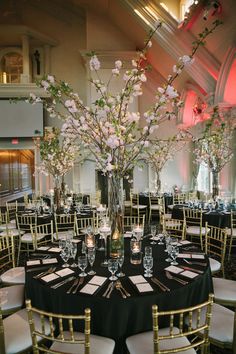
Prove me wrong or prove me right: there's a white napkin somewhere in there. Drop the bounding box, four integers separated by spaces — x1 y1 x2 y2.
191 254 205 259
41 273 60 283
129 275 147 284
180 270 198 278
136 283 153 292
177 253 191 258
37 246 50 251
48 247 61 253
164 265 183 274
179 240 192 245
27 260 41 266
80 284 99 295
55 268 74 277
89 276 107 286
42 258 58 264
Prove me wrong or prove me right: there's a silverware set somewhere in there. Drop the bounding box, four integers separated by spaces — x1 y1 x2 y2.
103 282 114 298
51 276 76 289
179 266 203 274
151 277 170 292
103 280 131 298
34 266 57 279
183 259 207 266
72 277 85 294
165 271 188 285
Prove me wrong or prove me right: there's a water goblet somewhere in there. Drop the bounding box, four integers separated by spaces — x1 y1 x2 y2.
143 256 153 277
145 246 152 258
170 245 179 265
61 247 70 268
87 248 96 275
158 232 164 245
78 255 88 276
59 238 66 250
117 249 125 277
70 243 78 267
108 259 118 281
150 225 157 245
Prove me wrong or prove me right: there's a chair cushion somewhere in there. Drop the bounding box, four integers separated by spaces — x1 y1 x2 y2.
0 285 25 313
50 331 115 354
132 205 147 210
4 308 51 354
0 223 16 231
53 231 70 240
150 205 161 210
209 258 221 274
126 327 196 354
213 277 236 303
21 233 45 242
165 220 181 228
186 226 209 236
164 213 172 220
0 229 24 237
226 228 236 237
186 303 234 345
1 267 25 285
168 204 174 210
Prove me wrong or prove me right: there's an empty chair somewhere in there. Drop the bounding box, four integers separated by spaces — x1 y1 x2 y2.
77 217 96 236
168 193 186 211
123 215 145 232
54 212 77 240
16 213 37 266
26 299 115 354
6 201 18 223
183 208 209 250
126 294 213 354
162 217 186 241
148 195 163 223
205 223 228 278
130 193 147 219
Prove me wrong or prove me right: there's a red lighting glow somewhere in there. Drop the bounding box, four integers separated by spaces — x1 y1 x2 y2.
223 58 236 104
12 138 19 145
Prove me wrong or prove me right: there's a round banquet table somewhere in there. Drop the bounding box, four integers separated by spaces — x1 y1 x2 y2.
25 238 213 354
172 205 231 228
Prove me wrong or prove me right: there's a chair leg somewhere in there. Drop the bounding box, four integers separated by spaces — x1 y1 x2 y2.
17 240 21 266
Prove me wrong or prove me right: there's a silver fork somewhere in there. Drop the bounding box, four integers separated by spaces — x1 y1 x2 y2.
183 259 207 266
34 266 55 279
165 271 188 285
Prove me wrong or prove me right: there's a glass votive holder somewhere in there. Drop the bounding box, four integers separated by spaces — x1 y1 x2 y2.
130 239 142 265
85 233 95 249
132 225 144 241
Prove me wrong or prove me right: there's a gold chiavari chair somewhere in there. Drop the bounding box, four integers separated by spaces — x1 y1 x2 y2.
205 223 228 278
54 212 77 240
16 213 37 266
126 294 214 354
226 210 236 260
123 215 145 232
183 208 209 250
130 193 147 219
30 221 54 247
162 217 186 241
168 193 187 211
0 233 25 316
25 299 115 354
148 195 163 223
0 209 17 233
77 217 96 236
6 201 18 223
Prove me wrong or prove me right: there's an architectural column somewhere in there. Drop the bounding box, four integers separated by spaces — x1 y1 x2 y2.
44 44 51 75
21 35 30 83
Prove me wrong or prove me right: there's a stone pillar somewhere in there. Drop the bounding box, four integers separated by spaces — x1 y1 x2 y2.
21 35 30 83
44 44 51 75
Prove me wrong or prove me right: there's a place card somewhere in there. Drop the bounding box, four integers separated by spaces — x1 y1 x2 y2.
37 246 50 251
42 258 58 264
180 270 198 278
177 253 191 258
27 260 41 266
191 254 205 259
55 268 74 277
41 273 60 283
48 247 61 253
89 276 107 286
164 265 183 274
179 240 192 245
136 282 153 293
129 275 147 284
80 284 99 295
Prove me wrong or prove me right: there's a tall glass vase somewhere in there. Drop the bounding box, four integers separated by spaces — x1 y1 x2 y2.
155 170 161 194
54 176 61 211
212 171 219 200
108 174 124 259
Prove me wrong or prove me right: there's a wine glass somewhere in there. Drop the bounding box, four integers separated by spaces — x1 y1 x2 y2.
117 249 125 277
70 243 78 268
143 256 153 277
150 225 157 245
170 245 179 265
87 248 96 275
61 247 70 268
78 255 88 276
108 259 118 281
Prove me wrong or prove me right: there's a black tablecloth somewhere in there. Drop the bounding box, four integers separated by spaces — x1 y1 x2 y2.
172 205 231 228
25 238 212 354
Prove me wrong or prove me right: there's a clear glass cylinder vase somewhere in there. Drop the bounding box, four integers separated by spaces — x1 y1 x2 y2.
108 174 124 258
212 171 219 200
54 176 61 210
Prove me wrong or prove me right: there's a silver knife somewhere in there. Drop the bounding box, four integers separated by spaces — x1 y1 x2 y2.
102 282 113 297
180 266 203 274
51 276 76 289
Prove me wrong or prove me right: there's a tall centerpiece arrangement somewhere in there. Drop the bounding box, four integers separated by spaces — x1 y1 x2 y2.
36 127 79 209
29 20 221 256
193 106 235 198
143 130 192 193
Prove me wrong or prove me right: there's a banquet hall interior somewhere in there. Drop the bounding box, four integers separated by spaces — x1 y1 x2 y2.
0 0 236 354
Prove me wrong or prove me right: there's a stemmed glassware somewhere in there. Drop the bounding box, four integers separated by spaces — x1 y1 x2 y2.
143 256 153 277
70 243 78 267
150 225 157 245
170 244 179 265
87 248 96 275
61 246 70 268
108 259 118 281
99 218 110 266
78 255 88 276
117 249 125 277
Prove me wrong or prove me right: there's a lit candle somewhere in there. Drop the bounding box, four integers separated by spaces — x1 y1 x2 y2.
85 234 95 248
131 241 141 253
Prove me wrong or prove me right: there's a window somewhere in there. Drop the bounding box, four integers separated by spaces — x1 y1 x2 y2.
197 163 210 193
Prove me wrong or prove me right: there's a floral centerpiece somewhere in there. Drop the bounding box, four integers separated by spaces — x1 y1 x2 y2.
29 20 221 256
36 127 79 208
193 106 235 198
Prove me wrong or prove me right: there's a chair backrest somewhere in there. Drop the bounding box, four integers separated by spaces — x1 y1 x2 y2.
163 218 186 240
30 221 54 246
54 213 77 238
0 210 8 225
152 294 214 354
149 195 164 209
173 193 186 205
231 210 236 231
183 208 203 227
130 192 139 207
0 233 15 271
77 217 95 236
6 201 18 221
25 299 90 354
205 223 227 275
123 215 145 231
16 213 37 232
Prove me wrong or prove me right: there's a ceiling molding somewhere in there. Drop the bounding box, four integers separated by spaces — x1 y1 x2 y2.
0 84 49 98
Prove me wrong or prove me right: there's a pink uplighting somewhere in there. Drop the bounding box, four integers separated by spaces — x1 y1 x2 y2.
223 58 236 104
